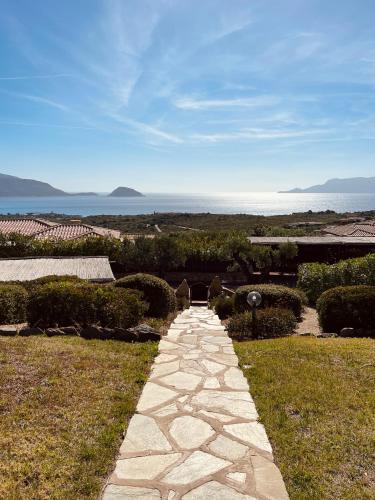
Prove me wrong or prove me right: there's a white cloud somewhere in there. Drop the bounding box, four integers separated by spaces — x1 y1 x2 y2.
109 113 183 144
191 128 330 143
174 96 279 110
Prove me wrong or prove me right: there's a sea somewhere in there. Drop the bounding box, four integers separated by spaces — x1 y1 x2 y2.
0 192 375 216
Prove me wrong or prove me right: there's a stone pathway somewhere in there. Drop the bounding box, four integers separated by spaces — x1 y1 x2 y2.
102 307 289 500
296 307 321 336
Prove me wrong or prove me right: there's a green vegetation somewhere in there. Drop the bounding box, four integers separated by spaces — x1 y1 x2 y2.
0 284 28 324
228 308 297 339
28 282 146 329
297 252 375 304
115 273 177 318
235 337 375 500
0 336 157 499
317 285 375 334
210 294 235 319
234 284 304 319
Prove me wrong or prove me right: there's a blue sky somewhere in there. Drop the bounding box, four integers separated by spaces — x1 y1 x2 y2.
0 0 374 193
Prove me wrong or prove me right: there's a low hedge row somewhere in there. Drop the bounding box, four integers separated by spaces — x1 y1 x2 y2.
211 295 235 319
234 284 304 319
297 252 375 304
0 284 28 324
28 282 147 329
227 307 297 339
317 285 375 334
115 273 177 318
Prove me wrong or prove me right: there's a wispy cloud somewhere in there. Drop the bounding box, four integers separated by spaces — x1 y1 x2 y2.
0 73 73 80
191 128 330 143
174 96 279 110
2 90 70 111
109 113 183 144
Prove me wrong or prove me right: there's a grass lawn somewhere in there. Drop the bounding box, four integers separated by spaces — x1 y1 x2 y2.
0 336 157 499
235 337 375 500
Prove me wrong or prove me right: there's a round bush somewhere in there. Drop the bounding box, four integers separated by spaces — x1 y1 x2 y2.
317 285 375 334
28 282 146 329
227 307 297 339
26 275 84 289
115 273 177 318
0 284 28 324
234 284 303 319
211 294 234 319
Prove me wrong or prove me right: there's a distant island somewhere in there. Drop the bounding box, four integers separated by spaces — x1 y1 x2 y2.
280 177 375 193
0 173 143 197
108 187 144 197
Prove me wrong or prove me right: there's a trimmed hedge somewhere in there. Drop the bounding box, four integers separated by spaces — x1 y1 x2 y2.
234 284 303 319
211 295 234 319
227 307 297 339
0 284 28 324
317 285 375 334
115 273 177 318
297 253 375 304
28 282 146 329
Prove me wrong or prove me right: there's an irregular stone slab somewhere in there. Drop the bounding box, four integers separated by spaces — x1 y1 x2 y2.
203 377 220 389
201 344 220 353
182 481 256 499
251 455 289 499
137 382 178 412
224 367 249 391
114 453 181 480
192 391 258 420
201 359 226 375
159 340 180 350
155 353 178 364
103 484 161 499
152 403 179 417
160 371 202 391
120 415 171 453
198 410 236 423
162 451 231 485
207 353 238 366
208 434 248 461
224 423 272 454
169 415 215 449
151 361 180 378
227 472 247 484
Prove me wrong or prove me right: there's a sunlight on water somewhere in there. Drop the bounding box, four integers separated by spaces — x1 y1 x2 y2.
0 192 374 216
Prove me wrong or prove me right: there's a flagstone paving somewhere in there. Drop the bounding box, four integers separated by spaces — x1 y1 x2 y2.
102 306 289 500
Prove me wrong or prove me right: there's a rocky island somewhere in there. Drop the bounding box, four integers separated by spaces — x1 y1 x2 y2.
108 187 144 197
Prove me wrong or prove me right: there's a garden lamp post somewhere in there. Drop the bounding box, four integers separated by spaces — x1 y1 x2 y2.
247 291 262 339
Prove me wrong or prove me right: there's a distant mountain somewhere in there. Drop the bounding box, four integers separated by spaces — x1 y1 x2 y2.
0 173 68 197
280 177 375 193
108 186 144 197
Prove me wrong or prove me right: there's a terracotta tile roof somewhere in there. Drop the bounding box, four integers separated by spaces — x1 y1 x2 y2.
323 221 375 237
0 218 56 236
0 218 121 241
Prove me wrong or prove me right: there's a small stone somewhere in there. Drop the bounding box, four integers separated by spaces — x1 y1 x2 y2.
114 453 181 480
162 451 231 485
204 377 220 389
224 422 272 454
102 484 161 499
208 434 248 460
340 327 355 337
128 323 160 341
227 472 247 483
169 415 215 449
120 415 171 453
182 481 256 499
160 371 202 391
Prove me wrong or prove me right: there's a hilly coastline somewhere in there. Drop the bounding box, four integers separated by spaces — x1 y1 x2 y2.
0 173 143 197
281 177 375 193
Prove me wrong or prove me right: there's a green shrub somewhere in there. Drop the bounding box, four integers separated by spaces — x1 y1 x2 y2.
234 284 303 319
28 282 146 329
297 253 375 304
115 273 177 318
317 285 375 334
25 275 85 291
227 307 297 339
175 279 190 310
211 294 234 319
208 276 223 300
0 284 28 324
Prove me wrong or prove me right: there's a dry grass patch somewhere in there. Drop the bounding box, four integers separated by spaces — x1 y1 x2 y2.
0 336 157 499
235 337 375 500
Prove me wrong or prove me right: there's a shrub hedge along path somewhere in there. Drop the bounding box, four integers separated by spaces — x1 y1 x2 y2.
102 307 288 499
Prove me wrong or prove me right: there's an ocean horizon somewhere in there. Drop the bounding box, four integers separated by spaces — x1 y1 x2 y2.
0 192 374 217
